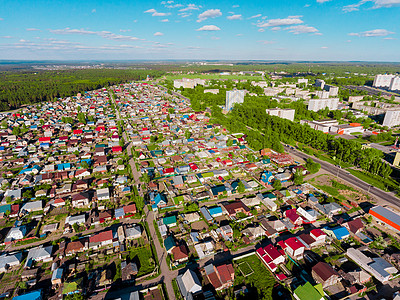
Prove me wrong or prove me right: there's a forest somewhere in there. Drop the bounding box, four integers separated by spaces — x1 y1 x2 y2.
210 100 392 179
0 69 163 112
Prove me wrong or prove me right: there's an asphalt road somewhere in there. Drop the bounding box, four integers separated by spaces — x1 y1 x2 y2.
284 146 400 209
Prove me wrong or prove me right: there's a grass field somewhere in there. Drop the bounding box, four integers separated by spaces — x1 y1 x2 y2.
234 254 275 300
128 244 156 276
347 169 397 193
238 261 253 276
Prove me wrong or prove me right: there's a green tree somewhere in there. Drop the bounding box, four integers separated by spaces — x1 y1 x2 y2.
1 120 7 129
140 173 151 184
23 189 33 199
185 130 192 139
293 169 304 185
12 126 20 136
272 180 282 190
237 181 245 193
168 108 175 114
80 161 89 169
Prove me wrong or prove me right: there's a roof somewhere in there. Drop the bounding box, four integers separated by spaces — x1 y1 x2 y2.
164 236 176 251
208 206 223 216
370 206 400 229
347 218 364 234
89 230 113 244
12 290 42 300
312 262 339 282
163 215 177 226
172 245 189 260
330 226 350 240
294 282 324 300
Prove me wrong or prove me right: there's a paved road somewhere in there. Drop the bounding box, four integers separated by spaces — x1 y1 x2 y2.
111 86 177 299
284 146 400 208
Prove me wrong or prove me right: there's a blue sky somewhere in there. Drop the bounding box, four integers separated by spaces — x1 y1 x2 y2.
0 0 399 61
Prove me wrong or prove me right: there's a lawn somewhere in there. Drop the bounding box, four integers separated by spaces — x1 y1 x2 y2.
234 254 276 300
128 244 156 276
347 169 390 192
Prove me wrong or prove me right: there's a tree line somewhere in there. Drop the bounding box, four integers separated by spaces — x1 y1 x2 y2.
0 69 164 111
211 101 392 178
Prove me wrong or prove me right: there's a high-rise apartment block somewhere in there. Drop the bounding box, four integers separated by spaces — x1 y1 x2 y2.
383 109 400 128
315 79 325 89
308 98 339 112
225 90 245 110
265 108 295 122
373 74 400 91
324 84 339 96
173 78 205 89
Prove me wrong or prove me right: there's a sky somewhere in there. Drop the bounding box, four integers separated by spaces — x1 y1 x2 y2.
0 0 399 61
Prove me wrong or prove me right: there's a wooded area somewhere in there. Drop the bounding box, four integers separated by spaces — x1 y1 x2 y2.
0 69 163 111
211 101 392 179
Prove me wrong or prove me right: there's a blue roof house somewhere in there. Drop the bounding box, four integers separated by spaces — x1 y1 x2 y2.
208 206 223 217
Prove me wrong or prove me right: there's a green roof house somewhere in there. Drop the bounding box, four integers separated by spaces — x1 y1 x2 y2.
293 282 325 300
163 215 177 228
164 235 176 253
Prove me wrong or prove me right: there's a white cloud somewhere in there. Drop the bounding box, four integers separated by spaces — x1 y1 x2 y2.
161 19 169 22
258 40 276 44
178 12 191 17
196 25 221 31
26 28 40 31
154 32 164 36
197 9 222 22
248 14 262 19
343 0 400 12
91 8 96 13
49 28 141 41
257 17 303 28
321 46 328 48
271 27 281 31
153 12 171 16
258 28 265 32
120 29 131 32
133 20 138 23
144 8 170 16
316 0 330 2
383 37 396 40
0 18 3 21
179 4 200 12
349 29 395 37
372 0 400 8
304 4 311 7
286 25 320 34
236 33 243 36
211 36 220 40
1 36 13 38
232 5 240 8
227 14 242 20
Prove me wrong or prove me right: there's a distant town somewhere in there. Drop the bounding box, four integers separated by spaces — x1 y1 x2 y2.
2 67 400 300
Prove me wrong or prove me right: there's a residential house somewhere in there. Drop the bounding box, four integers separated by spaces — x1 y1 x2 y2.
221 200 250 217
256 244 286 272
176 269 202 300
125 225 142 240
293 282 325 300
25 245 53 267
203 263 235 291
278 237 305 259
171 245 189 264
89 230 113 249
312 262 340 288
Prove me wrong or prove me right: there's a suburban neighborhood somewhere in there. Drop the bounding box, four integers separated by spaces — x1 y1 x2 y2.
1 72 400 300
